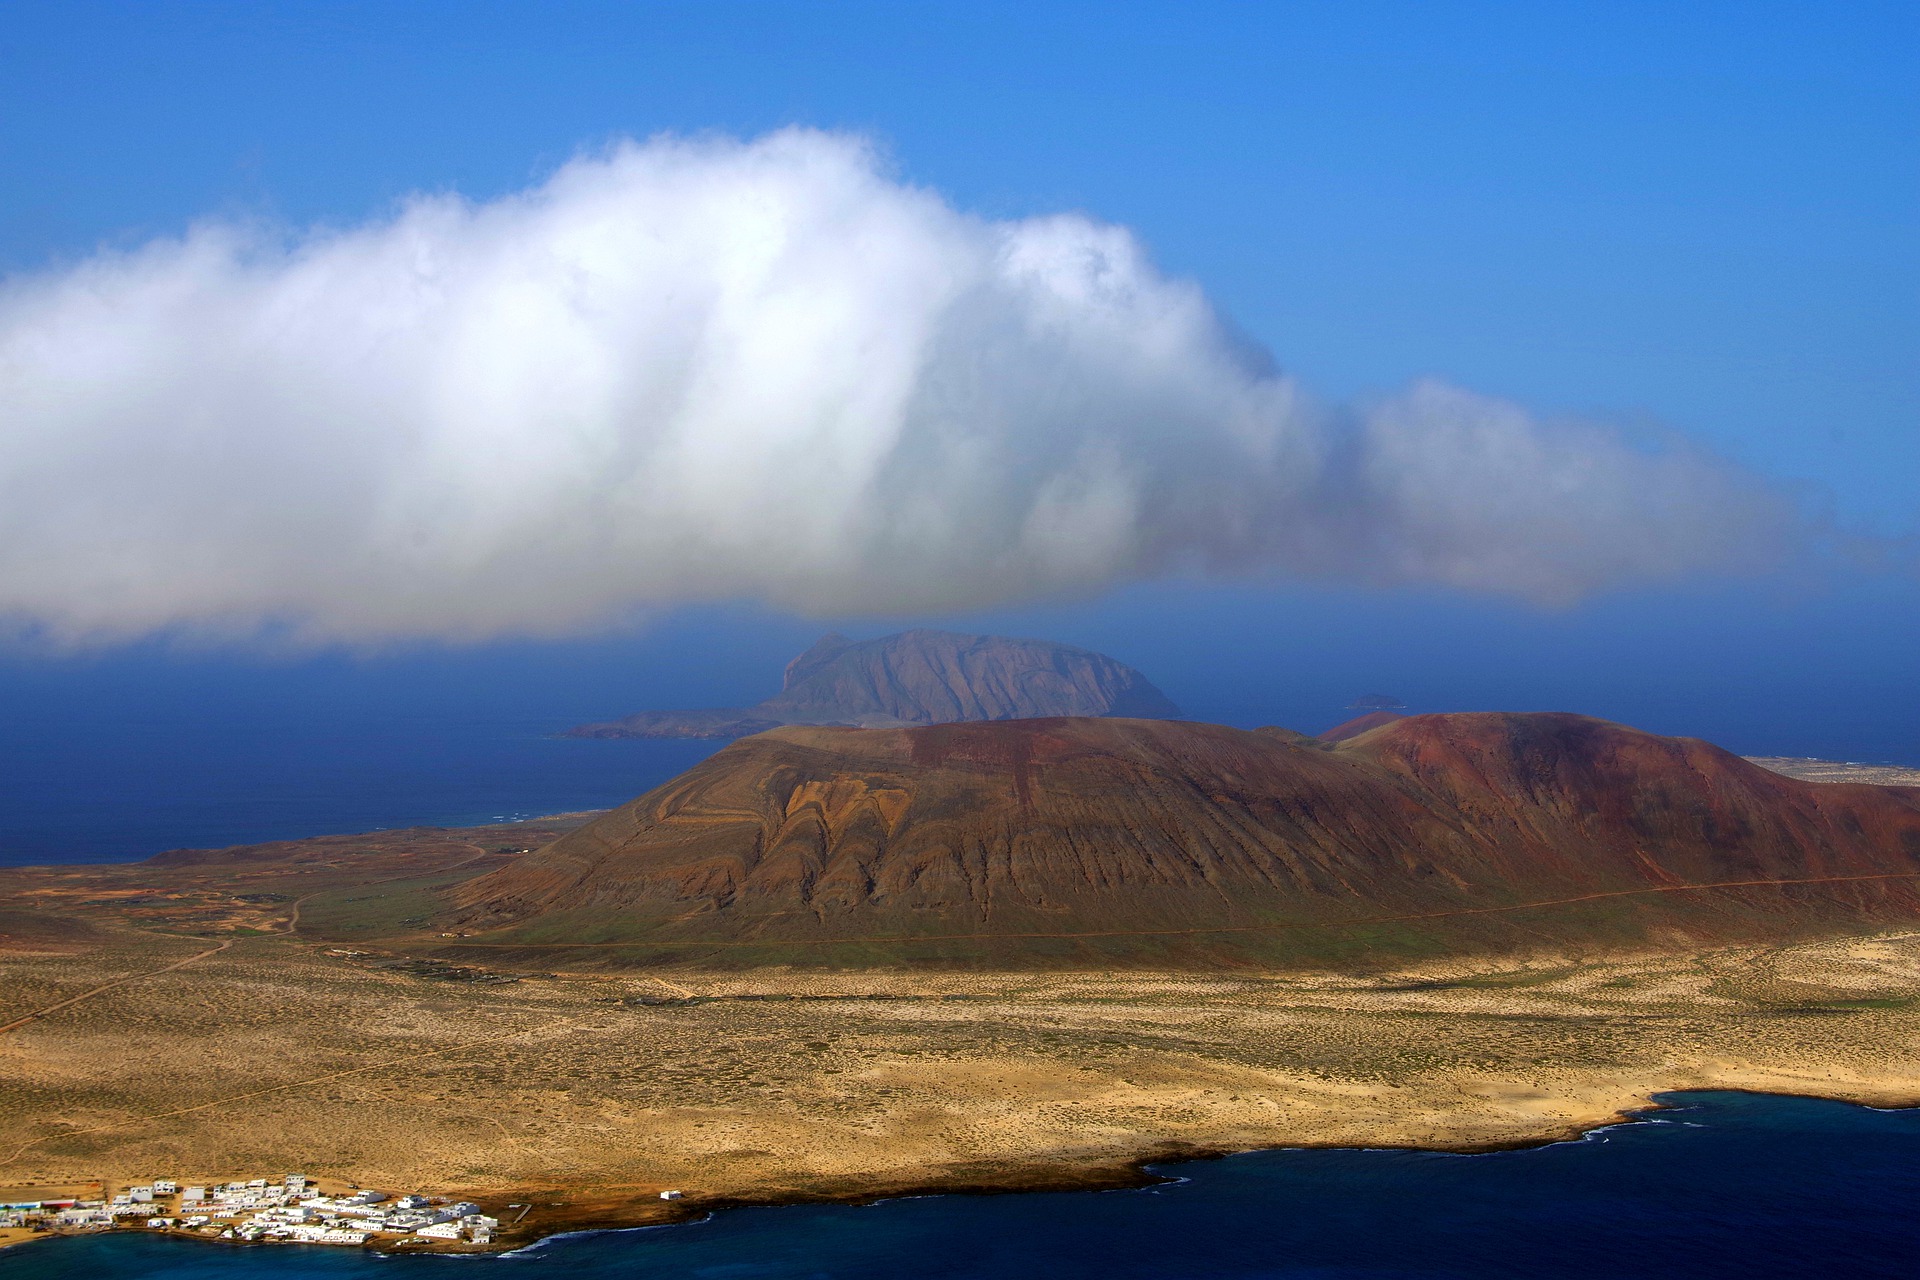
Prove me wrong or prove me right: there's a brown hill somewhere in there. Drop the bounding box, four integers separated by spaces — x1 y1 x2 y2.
564 629 1180 739
1319 709 1407 743
451 713 1920 968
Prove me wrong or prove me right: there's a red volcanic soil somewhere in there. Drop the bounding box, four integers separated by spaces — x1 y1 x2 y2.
448 714 1920 968
1318 710 1407 743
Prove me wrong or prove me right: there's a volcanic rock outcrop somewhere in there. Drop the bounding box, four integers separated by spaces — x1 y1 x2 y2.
564 629 1180 739
454 713 1920 967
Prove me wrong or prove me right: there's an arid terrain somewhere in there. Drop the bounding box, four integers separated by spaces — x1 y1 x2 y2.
3 725 1920 1251
6 828 1920 1248
457 714 1920 967
1748 757 1920 787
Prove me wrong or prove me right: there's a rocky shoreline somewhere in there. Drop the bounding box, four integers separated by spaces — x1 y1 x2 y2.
15 1081 1920 1259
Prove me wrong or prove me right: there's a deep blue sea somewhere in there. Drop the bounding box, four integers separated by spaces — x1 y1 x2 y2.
3 1092 1917 1279
0 716 722 866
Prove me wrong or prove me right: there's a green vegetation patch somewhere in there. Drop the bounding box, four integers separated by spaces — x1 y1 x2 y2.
293 868 481 939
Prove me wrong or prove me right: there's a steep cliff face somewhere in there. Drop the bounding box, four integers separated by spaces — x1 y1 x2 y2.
563 629 1181 739
456 713 1920 966
753 629 1180 725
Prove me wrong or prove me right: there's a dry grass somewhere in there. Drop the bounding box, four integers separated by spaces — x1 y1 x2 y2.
8 810 1920 1245
6 922 1920 1242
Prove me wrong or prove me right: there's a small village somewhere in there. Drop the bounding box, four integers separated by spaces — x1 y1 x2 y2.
0 1173 502 1248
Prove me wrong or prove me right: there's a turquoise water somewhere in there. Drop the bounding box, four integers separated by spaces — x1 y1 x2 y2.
4 1091 1917 1278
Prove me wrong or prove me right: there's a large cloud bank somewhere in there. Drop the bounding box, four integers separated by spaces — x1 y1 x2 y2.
0 129 1795 644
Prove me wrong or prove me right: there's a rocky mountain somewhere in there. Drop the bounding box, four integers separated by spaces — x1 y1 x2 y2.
564 629 1180 739
453 712 1920 967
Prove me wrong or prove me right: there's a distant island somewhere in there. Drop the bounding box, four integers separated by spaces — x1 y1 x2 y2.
564 628 1181 739
1345 694 1407 711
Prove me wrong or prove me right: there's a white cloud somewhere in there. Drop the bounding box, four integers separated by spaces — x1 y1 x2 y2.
0 129 1798 644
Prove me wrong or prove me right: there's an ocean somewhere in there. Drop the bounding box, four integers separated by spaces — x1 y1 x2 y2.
0 716 722 867
3 1092 1917 1278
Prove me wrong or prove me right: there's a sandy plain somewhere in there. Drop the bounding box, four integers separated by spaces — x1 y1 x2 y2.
7 916 1920 1245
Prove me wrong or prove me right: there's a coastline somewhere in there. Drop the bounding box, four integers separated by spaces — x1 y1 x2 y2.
9 1082 1919 1258
467 1081 1920 1252
10 837 1920 1267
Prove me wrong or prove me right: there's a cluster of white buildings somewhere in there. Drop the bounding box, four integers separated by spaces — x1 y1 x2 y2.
1 1174 498 1248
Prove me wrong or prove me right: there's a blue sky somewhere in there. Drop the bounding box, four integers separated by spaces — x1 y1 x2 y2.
0 0 1915 837
6 1 1913 520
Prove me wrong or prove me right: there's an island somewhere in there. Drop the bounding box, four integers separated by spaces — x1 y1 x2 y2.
562 629 1181 739
4 713 1920 1253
